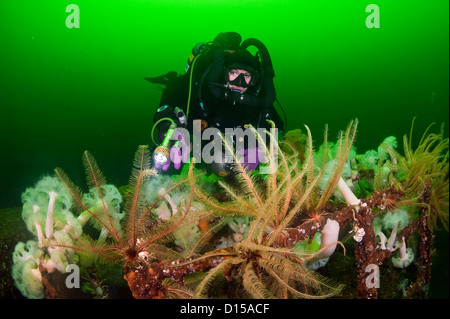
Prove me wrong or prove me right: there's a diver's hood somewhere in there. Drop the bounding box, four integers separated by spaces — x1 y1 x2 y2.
225 50 259 87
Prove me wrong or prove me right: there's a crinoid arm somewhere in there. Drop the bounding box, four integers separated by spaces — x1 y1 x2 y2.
54 153 122 244
315 119 358 210
124 145 152 252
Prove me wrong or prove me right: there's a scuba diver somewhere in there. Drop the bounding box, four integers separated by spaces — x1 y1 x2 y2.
146 32 285 177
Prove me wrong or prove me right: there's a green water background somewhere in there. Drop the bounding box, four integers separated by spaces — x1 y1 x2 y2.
0 0 448 207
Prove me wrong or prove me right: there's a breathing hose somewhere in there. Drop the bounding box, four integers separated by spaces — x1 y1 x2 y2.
240 38 273 69
151 117 175 145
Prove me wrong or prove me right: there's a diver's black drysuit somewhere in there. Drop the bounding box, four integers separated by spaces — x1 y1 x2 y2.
148 32 284 174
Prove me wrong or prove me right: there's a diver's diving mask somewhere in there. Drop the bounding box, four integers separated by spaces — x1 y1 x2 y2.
227 70 252 93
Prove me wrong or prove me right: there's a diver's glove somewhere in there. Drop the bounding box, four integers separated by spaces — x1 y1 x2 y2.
169 139 188 170
237 147 265 172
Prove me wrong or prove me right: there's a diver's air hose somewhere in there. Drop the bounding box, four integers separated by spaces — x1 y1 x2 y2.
239 38 272 98
151 117 175 145
239 38 273 68
240 38 288 129
186 53 202 122
150 53 202 146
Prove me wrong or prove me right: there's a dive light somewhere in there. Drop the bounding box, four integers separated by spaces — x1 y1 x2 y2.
153 123 176 166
